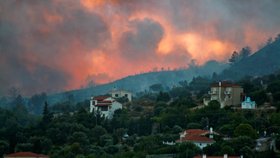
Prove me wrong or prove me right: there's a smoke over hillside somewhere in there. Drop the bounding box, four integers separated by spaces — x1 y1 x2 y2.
0 0 280 95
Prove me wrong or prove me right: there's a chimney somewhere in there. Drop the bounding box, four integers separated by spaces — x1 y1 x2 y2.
202 154 207 158
223 154 228 158
209 127 213 139
218 82 222 103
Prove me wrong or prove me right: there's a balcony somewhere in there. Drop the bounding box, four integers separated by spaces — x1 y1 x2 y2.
208 91 217 94
224 91 231 95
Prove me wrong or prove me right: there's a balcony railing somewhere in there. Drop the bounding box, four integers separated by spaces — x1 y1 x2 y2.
224 91 231 95
208 91 217 94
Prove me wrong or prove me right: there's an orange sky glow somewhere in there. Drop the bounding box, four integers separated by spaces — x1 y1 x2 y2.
1 0 279 95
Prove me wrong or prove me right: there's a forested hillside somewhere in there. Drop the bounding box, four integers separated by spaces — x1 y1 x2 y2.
220 34 280 80
1 71 280 158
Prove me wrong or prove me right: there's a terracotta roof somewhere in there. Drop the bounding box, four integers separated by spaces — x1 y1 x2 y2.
211 82 241 88
185 135 215 143
194 155 239 158
5 152 48 157
185 129 209 136
178 129 216 143
94 96 110 101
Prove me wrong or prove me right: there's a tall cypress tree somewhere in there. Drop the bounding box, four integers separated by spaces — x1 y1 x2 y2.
42 101 52 127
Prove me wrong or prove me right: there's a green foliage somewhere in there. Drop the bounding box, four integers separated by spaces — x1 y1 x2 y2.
0 140 9 156
189 76 211 91
186 123 202 129
276 135 280 150
231 136 255 153
177 142 201 158
149 84 163 92
234 124 257 139
2 68 280 158
239 146 254 158
220 145 234 155
156 92 170 102
29 92 47 114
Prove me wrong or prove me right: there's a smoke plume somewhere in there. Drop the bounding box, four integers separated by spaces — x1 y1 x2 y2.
0 0 279 95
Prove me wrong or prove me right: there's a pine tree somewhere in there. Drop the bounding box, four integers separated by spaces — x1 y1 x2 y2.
228 51 239 64
42 101 52 127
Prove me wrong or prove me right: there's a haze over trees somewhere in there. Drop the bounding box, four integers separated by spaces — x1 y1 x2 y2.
1 67 280 157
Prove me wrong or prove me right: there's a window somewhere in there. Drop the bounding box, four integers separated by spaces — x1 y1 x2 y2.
100 106 108 111
124 94 128 97
115 94 119 97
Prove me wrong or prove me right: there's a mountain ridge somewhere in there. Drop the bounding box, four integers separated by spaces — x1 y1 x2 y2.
47 60 228 104
220 36 280 80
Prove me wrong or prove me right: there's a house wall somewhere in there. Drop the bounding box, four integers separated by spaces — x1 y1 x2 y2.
210 86 243 108
90 97 94 113
108 101 122 119
90 100 122 119
231 87 243 106
98 107 109 118
242 102 256 109
193 142 213 149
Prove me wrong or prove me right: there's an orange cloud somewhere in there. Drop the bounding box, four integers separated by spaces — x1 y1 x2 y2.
1 0 279 95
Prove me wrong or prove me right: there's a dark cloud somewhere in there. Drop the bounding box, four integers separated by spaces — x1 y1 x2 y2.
0 0 111 95
0 20 70 95
0 0 280 95
161 47 191 66
85 73 113 87
119 18 163 61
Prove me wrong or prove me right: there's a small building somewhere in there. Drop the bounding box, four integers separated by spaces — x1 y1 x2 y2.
204 81 243 108
176 128 218 149
111 89 132 102
90 96 122 119
241 97 256 109
4 152 48 158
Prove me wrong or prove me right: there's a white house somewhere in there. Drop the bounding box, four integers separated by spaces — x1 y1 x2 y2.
176 128 218 149
110 90 132 102
241 97 256 109
90 96 122 119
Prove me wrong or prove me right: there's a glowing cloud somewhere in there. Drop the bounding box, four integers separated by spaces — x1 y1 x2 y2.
0 0 279 95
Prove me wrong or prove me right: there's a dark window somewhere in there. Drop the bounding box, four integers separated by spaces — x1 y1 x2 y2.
124 94 128 97
115 94 119 97
100 106 108 111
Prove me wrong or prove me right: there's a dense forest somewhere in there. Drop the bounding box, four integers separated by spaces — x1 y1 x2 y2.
1 70 280 158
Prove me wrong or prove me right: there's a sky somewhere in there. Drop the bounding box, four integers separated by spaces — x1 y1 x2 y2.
0 0 280 95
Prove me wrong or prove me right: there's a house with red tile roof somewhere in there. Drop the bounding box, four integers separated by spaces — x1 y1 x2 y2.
90 96 122 119
204 81 244 108
4 152 48 158
194 154 242 158
177 128 218 149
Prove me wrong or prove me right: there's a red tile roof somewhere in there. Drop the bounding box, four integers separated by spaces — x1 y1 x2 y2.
5 152 48 157
194 155 239 158
94 96 110 101
185 129 208 136
185 135 215 143
211 82 241 88
178 129 215 143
